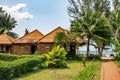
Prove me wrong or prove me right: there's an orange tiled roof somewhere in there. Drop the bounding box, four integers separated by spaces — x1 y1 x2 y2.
0 34 15 45
14 29 44 44
38 27 65 43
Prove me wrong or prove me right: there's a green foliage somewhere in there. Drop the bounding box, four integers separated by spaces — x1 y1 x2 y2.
44 45 67 68
115 61 120 67
0 7 18 38
93 55 101 60
73 61 101 80
75 56 85 61
115 54 120 61
0 53 19 61
112 40 120 60
88 54 101 60
0 53 46 79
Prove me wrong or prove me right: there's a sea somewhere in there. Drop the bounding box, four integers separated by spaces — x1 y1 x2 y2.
76 50 117 57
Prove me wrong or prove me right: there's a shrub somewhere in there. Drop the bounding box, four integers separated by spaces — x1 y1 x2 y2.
75 56 85 61
0 53 19 61
87 54 101 60
112 40 120 60
114 53 120 61
93 55 101 60
44 45 67 68
0 55 45 80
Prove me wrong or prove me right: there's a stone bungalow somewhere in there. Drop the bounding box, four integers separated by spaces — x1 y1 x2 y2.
37 27 84 58
13 29 44 55
37 27 65 54
0 34 15 53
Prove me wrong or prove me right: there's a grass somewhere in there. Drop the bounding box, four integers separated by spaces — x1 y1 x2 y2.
92 61 101 80
115 61 120 67
17 60 101 80
73 61 101 80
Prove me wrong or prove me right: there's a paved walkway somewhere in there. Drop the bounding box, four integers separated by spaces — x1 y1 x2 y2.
101 57 120 80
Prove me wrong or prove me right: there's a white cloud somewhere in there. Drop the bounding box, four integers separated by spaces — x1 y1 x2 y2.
0 3 33 21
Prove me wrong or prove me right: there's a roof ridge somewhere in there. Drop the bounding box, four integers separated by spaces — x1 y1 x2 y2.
37 26 65 42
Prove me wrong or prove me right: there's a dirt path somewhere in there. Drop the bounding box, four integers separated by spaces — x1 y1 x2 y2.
101 58 120 80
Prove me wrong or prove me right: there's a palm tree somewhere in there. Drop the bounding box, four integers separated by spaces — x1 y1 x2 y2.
68 0 113 56
0 7 18 38
70 12 112 56
107 0 120 40
93 14 112 55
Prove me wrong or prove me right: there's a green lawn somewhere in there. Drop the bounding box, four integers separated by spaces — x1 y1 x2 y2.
17 61 101 80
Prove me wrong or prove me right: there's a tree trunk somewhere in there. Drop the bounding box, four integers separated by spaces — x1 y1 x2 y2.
98 47 102 56
86 36 90 57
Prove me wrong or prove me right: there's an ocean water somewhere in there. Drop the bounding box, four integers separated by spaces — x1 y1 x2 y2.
76 50 117 57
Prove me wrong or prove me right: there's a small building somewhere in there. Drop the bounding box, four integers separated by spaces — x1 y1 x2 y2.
13 29 44 55
0 34 15 53
37 27 65 54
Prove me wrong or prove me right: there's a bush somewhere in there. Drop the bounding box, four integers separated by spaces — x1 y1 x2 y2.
88 54 101 60
75 56 85 61
112 40 120 60
93 55 101 60
0 55 46 80
44 45 67 68
0 53 19 61
114 53 120 61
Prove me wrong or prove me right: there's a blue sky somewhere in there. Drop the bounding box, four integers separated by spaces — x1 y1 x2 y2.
0 0 70 37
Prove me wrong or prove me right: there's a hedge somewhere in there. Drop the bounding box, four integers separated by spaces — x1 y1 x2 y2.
0 55 45 80
0 53 45 61
0 53 20 61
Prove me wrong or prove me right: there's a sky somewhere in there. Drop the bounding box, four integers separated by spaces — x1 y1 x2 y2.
0 0 70 37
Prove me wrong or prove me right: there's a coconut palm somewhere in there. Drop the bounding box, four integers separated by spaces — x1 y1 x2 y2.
107 0 120 40
68 0 113 56
0 7 18 38
70 11 112 56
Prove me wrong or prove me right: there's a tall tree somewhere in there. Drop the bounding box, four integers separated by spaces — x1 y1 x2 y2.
0 7 18 38
68 0 112 56
109 0 120 40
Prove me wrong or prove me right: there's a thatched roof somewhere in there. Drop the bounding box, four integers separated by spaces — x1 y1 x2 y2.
0 34 15 45
38 27 65 43
14 29 44 44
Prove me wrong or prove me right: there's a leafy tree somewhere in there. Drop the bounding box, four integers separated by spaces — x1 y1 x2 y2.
70 12 110 56
68 0 112 56
55 32 67 47
109 0 120 40
0 7 18 38
44 45 67 68
112 40 120 60
55 31 79 58
55 31 79 48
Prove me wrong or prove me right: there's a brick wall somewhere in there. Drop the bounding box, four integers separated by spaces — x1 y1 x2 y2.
37 43 54 54
13 45 31 55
